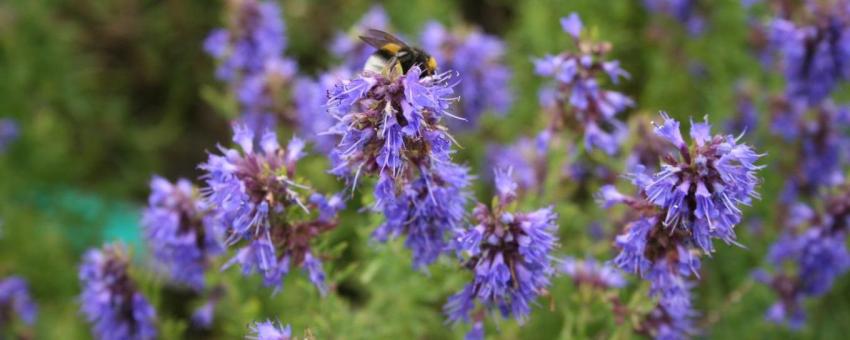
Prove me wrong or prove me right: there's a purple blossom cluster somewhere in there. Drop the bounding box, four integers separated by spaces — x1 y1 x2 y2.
0 276 36 327
768 5 850 105
444 169 558 337
534 13 633 155
641 113 763 252
644 0 706 35
612 215 700 339
142 176 222 291
794 105 850 191
601 113 763 338
204 0 297 132
248 319 292 340
326 65 470 268
79 244 157 340
201 125 342 294
420 21 512 128
785 101 850 199
770 100 850 200
756 186 850 329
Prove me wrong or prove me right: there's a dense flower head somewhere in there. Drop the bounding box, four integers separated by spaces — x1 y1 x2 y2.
757 186 850 328
445 169 558 328
643 113 763 254
205 0 300 132
330 5 390 71
248 319 292 340
632 250 699 339
767 3 850 105
142 176 222 291
559 256 626 289
327 65 470 268
771 100 850 199
609 215 700 340
601 113 761 338
201 125 342 293
420 21 512 128
0 276 37 327
609 213 702 276
644 0 706 35
372 160 471 268
327 67 460 179
204 0 286 82
78 244 157 340
534 13 633 155
608 206 699 339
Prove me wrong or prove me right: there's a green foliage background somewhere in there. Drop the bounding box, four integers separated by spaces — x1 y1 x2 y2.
1 0 848 339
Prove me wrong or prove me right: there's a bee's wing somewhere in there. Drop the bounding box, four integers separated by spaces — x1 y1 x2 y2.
358 29 409 49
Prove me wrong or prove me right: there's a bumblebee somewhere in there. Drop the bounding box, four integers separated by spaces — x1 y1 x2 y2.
359 29 437 77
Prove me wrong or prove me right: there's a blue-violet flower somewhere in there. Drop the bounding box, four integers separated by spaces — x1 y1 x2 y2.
79 244 157 340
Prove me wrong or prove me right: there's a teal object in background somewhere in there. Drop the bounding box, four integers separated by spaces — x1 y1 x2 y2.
33 189 143 253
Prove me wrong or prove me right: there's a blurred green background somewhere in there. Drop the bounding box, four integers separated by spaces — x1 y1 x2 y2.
1 0 848 339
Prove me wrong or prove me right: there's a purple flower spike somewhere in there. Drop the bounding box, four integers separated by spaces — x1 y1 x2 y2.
643 113 763 254
201 125 340 293
767 5 850 105
758 187 850 329
535 13 633 155
327 65 470 268
79 244 157 340
604 113 763 338
445 169 558 333
0 276 37 326
205 0 308 132
143 176 222 291
771 100 850 198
